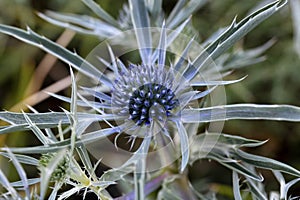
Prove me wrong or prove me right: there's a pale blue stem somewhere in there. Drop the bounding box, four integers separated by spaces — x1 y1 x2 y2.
134 133 152 200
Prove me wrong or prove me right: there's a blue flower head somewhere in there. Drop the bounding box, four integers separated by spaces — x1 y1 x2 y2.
114 64 179 126
85 21 222 173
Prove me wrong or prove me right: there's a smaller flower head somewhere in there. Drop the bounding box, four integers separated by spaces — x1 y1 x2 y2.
39 153 69 182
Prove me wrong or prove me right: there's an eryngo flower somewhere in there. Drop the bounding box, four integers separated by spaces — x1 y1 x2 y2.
80 22 223 173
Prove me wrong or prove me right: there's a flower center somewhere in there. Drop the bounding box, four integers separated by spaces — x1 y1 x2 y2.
128 83 179 125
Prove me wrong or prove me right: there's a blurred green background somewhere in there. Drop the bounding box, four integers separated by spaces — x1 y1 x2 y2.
0 0 299 198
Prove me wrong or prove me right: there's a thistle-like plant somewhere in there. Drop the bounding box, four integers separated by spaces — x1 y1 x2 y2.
0 0 300 199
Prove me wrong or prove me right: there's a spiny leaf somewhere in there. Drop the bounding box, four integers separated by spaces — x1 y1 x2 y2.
0 111 68 125
0 111 115 134
38 11 122 38
207 151 263 182
0 24 112 87
181 104 300 123
2 126 121 154
183 0 287 81
190 133 266 151
235 149 300 177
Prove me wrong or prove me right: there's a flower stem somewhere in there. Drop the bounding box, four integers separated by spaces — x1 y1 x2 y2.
135 157 146 200
134 134 152 200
